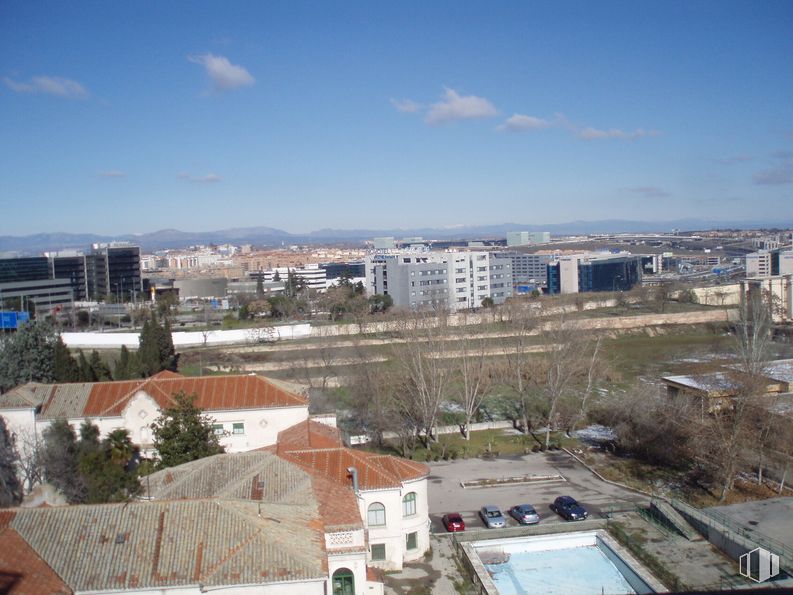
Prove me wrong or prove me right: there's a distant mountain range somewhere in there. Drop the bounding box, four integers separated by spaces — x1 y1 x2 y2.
1 218 790 254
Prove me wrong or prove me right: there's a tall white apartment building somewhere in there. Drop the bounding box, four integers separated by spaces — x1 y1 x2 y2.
746 249 793 278
365 251 512 310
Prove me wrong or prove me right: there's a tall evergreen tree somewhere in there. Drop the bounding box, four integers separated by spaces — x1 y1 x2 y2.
41 419 86 503
77 349 97 382
138 312 178 377
0 416 23 508
151 391 223 469
0 321 59 392
53 337 80 382
114 345 140 380
88 350 113 381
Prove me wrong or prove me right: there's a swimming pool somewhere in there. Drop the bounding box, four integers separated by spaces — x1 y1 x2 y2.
471 531 658 595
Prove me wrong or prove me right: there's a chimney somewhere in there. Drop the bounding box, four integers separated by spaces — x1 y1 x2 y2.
346 466 359 495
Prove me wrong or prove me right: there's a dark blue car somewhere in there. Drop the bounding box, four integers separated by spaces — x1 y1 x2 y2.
551 496 588 521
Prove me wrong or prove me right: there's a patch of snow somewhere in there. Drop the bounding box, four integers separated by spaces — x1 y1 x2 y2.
573 424 617 445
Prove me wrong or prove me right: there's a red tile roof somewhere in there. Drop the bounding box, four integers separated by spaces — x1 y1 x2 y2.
0 527 71 594
33 373 308 419
277 421 429 491
277 419 344 451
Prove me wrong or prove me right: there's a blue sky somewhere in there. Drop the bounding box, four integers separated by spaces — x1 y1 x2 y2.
1 1 792 235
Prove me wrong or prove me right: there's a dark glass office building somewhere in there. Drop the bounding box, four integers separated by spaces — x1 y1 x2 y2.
51 255 90 301
547 255 643 294
320 262 365 280
0 256 50 284
91 245 142 301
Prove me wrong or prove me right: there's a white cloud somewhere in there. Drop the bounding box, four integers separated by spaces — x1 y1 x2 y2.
3 75 88 99
578 127 660 140
178 172 221 183
425 88 498 125
390 98 422 113
188 53 254 92
497 113 553 132
99 170 125 178
624 186 669 198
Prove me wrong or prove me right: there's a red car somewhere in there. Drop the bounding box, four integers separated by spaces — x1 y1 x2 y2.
442 513 466 532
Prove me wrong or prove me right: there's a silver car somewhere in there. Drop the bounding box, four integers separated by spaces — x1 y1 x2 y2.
509 504 540 525
479 505 507 528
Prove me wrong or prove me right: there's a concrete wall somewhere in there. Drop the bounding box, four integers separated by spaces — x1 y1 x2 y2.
61 324 311 349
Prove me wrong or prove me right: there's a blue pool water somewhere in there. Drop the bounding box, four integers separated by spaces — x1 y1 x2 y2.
485 544 636 595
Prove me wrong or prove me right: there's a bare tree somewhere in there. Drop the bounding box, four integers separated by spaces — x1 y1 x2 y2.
700 290 773 501
500 301 542 437
391 309 452 446
453 316 491 440
15 428 43 493
537 318 602 448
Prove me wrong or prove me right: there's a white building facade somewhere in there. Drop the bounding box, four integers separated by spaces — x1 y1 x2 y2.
365 250 513 311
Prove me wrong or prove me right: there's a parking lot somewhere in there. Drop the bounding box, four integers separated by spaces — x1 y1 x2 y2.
427 450 649 532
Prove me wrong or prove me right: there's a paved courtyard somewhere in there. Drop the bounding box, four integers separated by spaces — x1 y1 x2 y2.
427 450 648 531
706 497 793 555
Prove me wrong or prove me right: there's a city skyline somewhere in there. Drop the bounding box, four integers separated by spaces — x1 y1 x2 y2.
2 1 792 235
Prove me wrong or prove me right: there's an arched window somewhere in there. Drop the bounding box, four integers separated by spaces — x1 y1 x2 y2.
367 502 386 526
332 568 355 595
402 492 417 517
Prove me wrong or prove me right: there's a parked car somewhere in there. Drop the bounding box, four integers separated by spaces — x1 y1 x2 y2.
551 496 588 521
479 505 507 528
442 513 466 532
509 504 540 525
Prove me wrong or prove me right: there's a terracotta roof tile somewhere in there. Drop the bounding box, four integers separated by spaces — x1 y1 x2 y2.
3 373 308 420
10 500 326 591
277 421 429 491
0 528 71 594
277 419 343 451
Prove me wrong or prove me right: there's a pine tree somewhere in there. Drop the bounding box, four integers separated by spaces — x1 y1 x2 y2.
41 419 86 503
114 345 140 380
77 350 97 382
0 321 59 392
0 416 23 508
138 312 178 377
89 350 113 381
52 337 80 382
151 391 224 469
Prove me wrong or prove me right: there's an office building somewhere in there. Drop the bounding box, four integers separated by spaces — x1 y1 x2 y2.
496 252 551 285
260 264 327 293
0 256 49 284
373 236 397 250
506 231 551 247
90 243 143 301
547 253 643 294
50 252 90 300
746 249 793 278
0 278 74 317
365 251 512 310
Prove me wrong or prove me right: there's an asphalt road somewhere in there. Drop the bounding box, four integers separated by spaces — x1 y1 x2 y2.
427 450 649 533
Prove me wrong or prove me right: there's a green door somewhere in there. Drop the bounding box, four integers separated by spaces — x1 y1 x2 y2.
332 568 355 595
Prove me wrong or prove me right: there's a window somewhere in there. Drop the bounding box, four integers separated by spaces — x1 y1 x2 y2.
371 543 386 561
406 532 418 550
402 492 417 517
232 422 245 435
212 423 224 436
367 502 386 526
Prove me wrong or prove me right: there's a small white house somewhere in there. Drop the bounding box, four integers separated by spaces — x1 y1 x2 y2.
0 371 310 457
